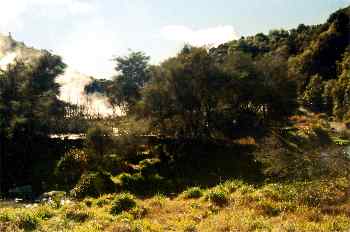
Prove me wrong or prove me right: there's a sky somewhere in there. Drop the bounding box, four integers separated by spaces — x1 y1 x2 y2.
0 0 349 78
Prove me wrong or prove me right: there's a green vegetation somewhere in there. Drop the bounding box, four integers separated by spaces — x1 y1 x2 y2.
1 180 350 231
182 187 203 199
110 193 137 215
2 5 350 232
205 188 229 206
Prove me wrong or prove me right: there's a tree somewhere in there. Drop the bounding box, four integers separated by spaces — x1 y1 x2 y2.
0 51 66 193
138 47 297 140
139 47 225 139
109 51 151 114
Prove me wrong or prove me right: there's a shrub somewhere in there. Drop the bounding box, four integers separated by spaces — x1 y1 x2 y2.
15 211 39 231
94 194 114 207
221 179 245 193
139 158 161 176
110 193 137 215
55 149 89 188
0 210 39 231
117 173 144 192
34 206 55 220
64 208 91 222
85 124 114 164
182 187 203 199
70 172 116 199
117 172 173 195
205 189 229 206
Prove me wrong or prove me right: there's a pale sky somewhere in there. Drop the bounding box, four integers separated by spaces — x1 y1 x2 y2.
0 0 349 78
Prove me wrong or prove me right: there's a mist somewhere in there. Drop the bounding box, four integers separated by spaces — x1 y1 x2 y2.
0 33 115 117
56 68 115 117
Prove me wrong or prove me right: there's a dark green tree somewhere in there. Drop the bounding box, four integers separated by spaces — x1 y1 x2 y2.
0 51 66 193
110 51 151 114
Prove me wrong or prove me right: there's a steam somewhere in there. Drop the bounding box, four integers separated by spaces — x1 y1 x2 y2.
0 33 115 117
56 68 115 117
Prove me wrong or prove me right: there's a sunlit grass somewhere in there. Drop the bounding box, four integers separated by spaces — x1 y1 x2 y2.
1 179 350 231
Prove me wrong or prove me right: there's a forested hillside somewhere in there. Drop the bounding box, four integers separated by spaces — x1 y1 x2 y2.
1 5 350 232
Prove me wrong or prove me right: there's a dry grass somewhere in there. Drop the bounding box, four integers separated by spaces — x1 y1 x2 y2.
2 179 350 231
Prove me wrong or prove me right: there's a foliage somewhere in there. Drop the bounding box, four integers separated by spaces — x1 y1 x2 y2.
115 172 173 195
137 47 296 140
110 193 137 215
33 205 55 220
85 124 114 167
255 121 350 181
301 74 325 112
205 188 229 206
0 51 66 193
0 209 39 231
109 51 151 113
64 207 91 222
181 187 203 199
55 149 89 188
70 172 115 199
84 78 113 95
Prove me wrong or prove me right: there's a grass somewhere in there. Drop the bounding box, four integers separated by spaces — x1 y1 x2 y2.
1 179 350 231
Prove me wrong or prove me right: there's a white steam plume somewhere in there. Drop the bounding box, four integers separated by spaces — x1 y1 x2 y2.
56 68 115 117
0 33 115 117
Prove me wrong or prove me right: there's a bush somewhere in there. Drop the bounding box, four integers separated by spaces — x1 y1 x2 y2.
55 149 89 188
117 173 173 195
64 208 90 222
139 158 161 176
70 172 116 199
221 179 245 193
15 212 39 231
110 193 137 215
182 187 203 199
0 210 39 231
95 194 114 207
34 206 55 220
205 188 229 206
85 124 114 164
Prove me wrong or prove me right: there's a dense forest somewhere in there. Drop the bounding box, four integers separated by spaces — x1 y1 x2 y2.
1 5 350 232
